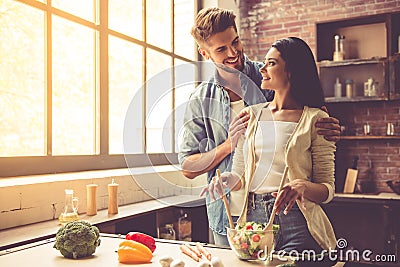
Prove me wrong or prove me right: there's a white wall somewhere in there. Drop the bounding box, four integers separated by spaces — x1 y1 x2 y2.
0 166 206 230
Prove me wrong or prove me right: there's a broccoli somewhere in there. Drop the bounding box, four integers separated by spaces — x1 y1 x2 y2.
53 220 101 259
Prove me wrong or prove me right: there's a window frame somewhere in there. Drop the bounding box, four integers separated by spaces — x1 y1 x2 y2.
0 0 199 177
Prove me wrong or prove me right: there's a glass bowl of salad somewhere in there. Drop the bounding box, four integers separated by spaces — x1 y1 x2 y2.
227 222 279 261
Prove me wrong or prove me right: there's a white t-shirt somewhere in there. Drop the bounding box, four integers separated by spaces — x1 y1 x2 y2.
250 120 297 194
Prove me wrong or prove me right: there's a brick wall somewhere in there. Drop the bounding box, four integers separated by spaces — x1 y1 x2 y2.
328 101 400 193
239 0 400 193
239 0 400 61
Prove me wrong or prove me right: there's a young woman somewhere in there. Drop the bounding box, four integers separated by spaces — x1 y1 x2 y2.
204 37 337 260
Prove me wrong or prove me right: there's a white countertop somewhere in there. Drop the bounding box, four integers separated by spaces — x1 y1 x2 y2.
0 234 345 267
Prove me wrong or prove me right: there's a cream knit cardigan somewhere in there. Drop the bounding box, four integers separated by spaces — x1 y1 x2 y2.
233 102 337 250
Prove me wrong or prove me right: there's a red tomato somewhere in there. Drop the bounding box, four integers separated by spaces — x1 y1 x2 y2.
240 242 249 250
252 234 260 242
233 235 241 244
245 225 253 230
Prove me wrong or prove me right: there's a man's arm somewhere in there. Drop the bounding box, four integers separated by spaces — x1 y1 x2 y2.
181 140 232 179
181 110 250 179
316 106 341 142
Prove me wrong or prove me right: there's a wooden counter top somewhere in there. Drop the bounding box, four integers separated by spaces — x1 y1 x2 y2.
0 195 205 251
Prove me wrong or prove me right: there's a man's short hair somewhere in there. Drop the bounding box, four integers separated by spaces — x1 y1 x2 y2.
191 7 237 46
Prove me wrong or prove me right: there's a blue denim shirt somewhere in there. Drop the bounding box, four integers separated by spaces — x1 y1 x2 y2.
178 56 274 235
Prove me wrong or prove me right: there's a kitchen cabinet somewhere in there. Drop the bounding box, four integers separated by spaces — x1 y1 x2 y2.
316 12 400 102
101 205 208 243
323 194 400 266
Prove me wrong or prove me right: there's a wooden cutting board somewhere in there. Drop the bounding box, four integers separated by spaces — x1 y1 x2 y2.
343 156 359 193
343 168 358 193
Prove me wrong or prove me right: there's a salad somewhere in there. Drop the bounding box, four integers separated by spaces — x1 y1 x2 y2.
227 221 279 260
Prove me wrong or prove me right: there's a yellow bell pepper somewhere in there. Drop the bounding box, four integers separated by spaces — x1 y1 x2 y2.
118 240 153 264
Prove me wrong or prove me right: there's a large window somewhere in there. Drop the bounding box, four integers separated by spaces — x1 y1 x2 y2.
0 0 197 176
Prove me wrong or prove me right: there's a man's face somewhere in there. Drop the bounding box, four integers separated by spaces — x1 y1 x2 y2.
198 27 245 71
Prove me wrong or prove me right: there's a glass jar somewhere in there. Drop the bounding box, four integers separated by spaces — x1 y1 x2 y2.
345 79 353 98
158 224 176 240
175 211 192 241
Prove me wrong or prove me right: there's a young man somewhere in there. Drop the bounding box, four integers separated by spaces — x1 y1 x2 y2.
178 7 340 246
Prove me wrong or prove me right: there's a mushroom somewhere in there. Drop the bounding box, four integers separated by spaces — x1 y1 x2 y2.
197 260 212 267
170 259 185 267
210 256 224 267
159 255 174 267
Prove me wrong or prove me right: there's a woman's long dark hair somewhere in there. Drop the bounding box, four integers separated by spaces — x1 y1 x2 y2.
271 37 325 108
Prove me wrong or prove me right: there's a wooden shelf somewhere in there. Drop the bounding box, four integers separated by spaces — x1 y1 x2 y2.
318 57 387 67
340 135 400 140
325 96 386 103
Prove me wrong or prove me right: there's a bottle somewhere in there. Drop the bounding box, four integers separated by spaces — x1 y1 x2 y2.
59 189 79 225
339 35 345 59
333 35 344 61
370 81 377 97
387 122 395 136
334 78 342 97
108 179 119 214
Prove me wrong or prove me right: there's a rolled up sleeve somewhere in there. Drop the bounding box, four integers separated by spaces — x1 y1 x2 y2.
178 96 205 166
310 112 336 204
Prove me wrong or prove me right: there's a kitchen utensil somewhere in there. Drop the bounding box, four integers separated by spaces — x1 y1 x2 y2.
356 180 376 194
259 166 288 253
216 169 234 229
355 160 375 194
343 156 359 193
386 180 400 195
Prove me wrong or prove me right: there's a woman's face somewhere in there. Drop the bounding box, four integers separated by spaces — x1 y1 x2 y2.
259 47 290 91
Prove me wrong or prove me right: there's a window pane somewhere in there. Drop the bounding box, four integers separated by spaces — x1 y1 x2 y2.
52 0 94 22
174 0 195 60
0 0 45 156
109 0 142 40
174 60 197 152
146 49 172 153
52 16 95 155
146 0 171 51
109 36 143 154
